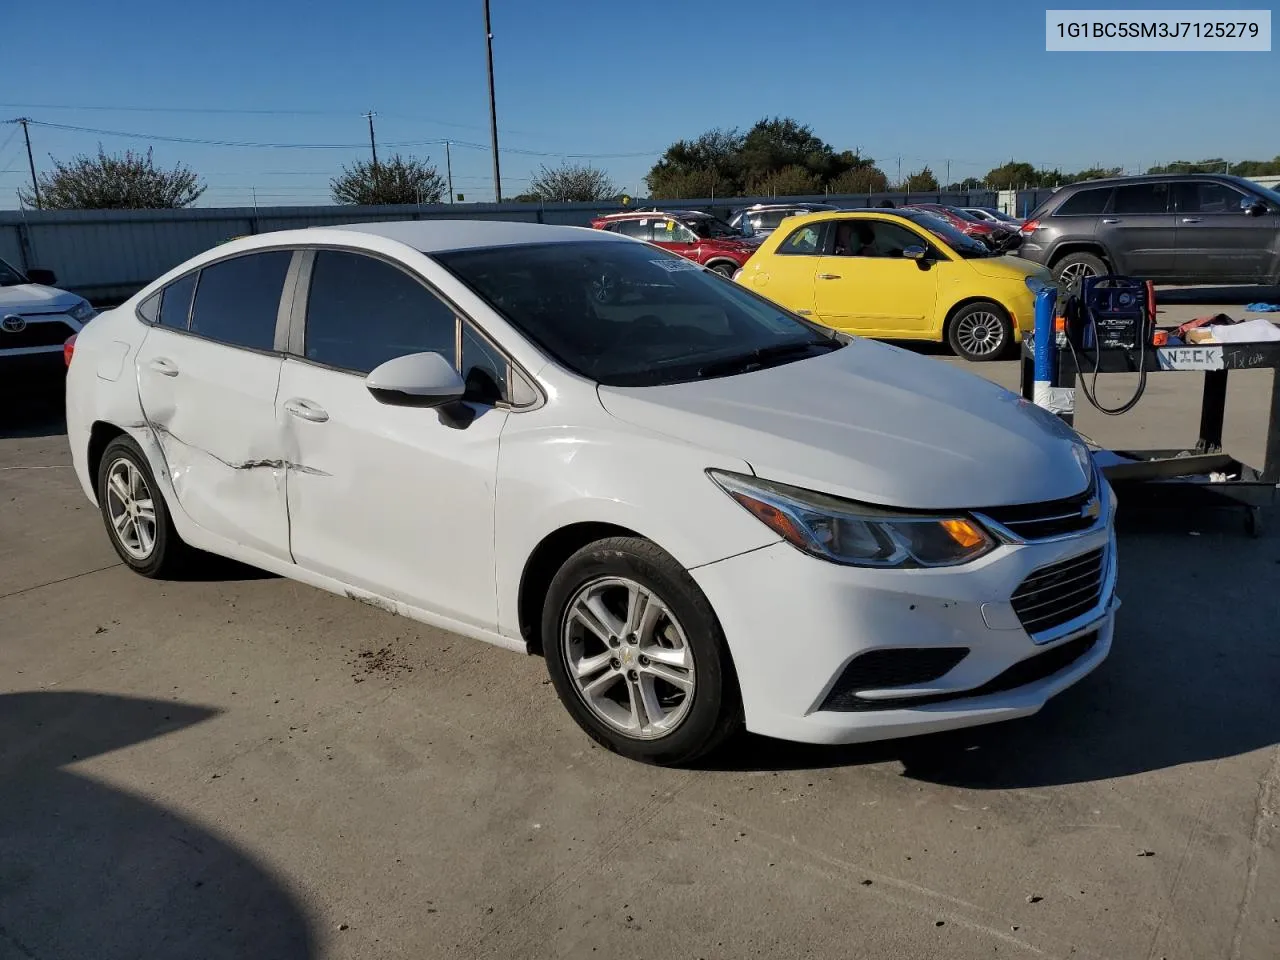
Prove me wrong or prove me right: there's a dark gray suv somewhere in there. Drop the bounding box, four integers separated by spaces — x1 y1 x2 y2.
1017 174 1280 285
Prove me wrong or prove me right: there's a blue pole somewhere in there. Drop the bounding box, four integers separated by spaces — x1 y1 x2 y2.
1032 285 1058 413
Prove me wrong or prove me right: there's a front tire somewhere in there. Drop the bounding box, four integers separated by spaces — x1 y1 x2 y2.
96 435 194 578
947 301 1013 362
542 537 741 765
708 262 737 279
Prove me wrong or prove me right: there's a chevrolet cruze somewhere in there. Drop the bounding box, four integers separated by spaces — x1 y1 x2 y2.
66 220 1118 765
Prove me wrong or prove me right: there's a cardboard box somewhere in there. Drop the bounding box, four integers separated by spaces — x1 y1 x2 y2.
1186 328 1218 344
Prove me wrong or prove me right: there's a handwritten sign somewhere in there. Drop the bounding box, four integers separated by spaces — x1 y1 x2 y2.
1156 346 1224 371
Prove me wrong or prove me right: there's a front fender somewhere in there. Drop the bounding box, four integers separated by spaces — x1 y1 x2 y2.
493 418 780 640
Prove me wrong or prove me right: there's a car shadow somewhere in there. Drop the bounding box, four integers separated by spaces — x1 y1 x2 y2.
0 691 315 959
0 377 67 439
704 514 1280 787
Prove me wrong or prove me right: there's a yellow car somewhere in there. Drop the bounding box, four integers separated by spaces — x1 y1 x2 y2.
734 209 1053 361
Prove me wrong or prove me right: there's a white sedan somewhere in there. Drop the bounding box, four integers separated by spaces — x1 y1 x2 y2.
66 220 1117 764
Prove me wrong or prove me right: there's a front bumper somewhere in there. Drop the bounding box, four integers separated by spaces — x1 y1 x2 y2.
691 516 1117 745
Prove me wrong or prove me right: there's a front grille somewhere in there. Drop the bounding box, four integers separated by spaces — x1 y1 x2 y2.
820 647 969 711
979 483 1097 540
1010 547 1106 635
0 320 75 349
818 632 1098 712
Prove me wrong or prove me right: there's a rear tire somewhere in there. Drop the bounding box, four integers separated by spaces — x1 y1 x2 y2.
542 536 741 765
947 301 1014 362
1052 251 1108 285
96 435 194 578
708 262 737 279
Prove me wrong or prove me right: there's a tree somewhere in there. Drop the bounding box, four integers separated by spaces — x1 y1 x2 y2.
19 146 204 209
527 162 618 202
944 177 986 191
646 127 746 198
1147 157 1280 176
1065 166 1124 182
749 164 822 197
984 160 1042 190
330 154 445 205
828 163 890 194
903 165 939 192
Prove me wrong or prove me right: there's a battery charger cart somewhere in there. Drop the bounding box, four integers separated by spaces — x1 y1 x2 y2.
1021 278 1280 537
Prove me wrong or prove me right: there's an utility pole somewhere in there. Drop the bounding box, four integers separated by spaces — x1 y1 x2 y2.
445 140 454 203
945 159 951 190
17 118 40 209
896 156 902 190
483 0 502 202
363 111 378 169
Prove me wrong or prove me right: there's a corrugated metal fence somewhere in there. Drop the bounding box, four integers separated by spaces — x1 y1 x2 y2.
0 190 1002 303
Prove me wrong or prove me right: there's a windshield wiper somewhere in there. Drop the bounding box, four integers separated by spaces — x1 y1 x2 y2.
696 339 838 378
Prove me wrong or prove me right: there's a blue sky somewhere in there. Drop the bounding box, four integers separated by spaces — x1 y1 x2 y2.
1 0 1275 207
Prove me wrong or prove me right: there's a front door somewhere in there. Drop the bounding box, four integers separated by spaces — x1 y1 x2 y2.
278 249 508 631
814 219 940 337
1099 181 1178 278
135 250 294 561
1173 180 1279 283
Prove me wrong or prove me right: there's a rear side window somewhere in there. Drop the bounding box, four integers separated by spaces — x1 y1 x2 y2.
189 251 292 350
305 250 457 374
1054 188 1111 216
777 223 823 255
1111 183 1170 215
157 272 198 330
612 220 651 240
1175 181 1246 213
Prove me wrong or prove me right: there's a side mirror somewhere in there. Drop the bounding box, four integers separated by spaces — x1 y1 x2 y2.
365 352 465 407
1240 197 1267 216
26 267 57 285
903 245 928 261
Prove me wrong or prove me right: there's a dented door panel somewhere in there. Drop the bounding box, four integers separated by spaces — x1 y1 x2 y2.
135 330 291 560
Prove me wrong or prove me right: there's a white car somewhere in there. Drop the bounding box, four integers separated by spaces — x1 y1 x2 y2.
1 257 96 376
66 220 1118 764
961 207 1026 228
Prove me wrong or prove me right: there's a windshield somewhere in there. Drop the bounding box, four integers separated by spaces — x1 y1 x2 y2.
434 240 843 387
1234 177 1280 208
0 258 28 287
685 216 743 240
899 211 991 258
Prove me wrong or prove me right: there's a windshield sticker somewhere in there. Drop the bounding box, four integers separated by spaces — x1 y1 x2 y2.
650 258 700 272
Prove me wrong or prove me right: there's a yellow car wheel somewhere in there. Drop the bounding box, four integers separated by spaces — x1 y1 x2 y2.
947 301 1013 363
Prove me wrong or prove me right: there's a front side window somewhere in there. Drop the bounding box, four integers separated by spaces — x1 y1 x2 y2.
1111 183 1170 215
1055 188 1111 216
304 250 456 375
157 272 198 329
833 220 923 258
656 220 697 243
435 240 842 388
188 251 292 350
1175 180 1246 214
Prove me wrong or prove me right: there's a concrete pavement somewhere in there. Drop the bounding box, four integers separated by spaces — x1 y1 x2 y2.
2 360 1278 960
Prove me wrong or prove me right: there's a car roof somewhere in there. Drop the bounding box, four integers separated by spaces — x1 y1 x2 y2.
326 218 615 251
1055 172 1236 190
596 209 708 221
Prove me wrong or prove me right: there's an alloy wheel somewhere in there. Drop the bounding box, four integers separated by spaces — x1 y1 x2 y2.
104 457 157 560
954 310 1007 359
561 576 696 740
1058 261 1098 284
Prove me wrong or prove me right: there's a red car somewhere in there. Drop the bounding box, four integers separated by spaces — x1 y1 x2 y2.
901 203 1017 251
590 210 761 277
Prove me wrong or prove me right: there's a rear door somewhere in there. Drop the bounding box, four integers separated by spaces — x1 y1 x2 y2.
134 250 295 560
1173 180 1278 282
1099 182 1177 278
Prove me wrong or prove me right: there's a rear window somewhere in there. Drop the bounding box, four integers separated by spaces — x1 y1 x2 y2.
1111 183 1170 215
1054 188 1111 216
188 251 292 351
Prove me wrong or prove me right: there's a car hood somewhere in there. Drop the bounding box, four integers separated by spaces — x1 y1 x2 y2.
0 283 80 311
597 340 1090 510
966 256 1050 281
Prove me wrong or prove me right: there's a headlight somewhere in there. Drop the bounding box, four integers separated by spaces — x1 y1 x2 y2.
69 300 96 322
708 470 996 568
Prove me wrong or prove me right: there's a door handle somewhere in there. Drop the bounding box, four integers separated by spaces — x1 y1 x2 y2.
817 273 842 280
283 398 329 423
1180 217 1203 224
1102 218 1121 224
147 357 179 377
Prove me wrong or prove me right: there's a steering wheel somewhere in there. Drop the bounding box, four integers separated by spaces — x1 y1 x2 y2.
607 313 667 353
